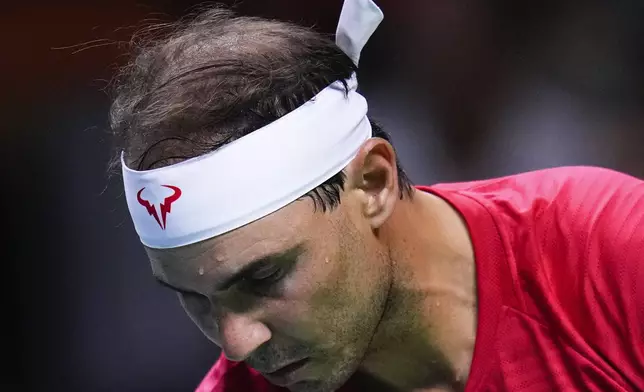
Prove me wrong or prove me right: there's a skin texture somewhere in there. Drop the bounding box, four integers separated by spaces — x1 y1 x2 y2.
147 138 477 392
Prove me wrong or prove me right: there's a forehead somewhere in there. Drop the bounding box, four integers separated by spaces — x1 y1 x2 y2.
212 200 317 260
147 198 328 274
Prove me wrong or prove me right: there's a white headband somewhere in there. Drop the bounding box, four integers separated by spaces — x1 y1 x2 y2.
122 0 384 249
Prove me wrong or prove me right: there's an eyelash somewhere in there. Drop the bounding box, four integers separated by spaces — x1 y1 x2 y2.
243 266 287 294
251 267 284 283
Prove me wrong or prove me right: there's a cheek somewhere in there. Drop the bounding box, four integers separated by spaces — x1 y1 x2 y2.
262 252 345 339
307 241 388 339
288 254 359 334
266 224 384 341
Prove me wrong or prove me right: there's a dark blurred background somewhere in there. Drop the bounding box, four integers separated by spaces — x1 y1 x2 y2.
4 0 643 390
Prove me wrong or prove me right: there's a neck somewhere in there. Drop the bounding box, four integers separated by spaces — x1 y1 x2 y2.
358 189 478 391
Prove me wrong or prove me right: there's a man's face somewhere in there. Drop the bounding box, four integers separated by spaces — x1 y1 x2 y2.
147 193 392 392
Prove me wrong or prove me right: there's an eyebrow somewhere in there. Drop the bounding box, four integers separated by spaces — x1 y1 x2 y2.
154 242 305 294
155 278 202 296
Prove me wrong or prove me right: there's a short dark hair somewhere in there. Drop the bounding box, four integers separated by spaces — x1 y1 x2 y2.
109 6 413 212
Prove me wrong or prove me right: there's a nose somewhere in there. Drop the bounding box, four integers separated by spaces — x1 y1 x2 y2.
217 310 272 362
178 292 272 361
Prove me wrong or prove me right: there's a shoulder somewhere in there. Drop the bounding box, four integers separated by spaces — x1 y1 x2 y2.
431 165 639 203
455 166 644 388
525 166 644 389
436 165 644 294
431 166 644 389
427 166 642 229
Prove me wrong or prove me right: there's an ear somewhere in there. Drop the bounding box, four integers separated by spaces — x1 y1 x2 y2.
345 137 400 229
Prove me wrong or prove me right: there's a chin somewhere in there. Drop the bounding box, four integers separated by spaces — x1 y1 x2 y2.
289 359 359 392
286 378 349 392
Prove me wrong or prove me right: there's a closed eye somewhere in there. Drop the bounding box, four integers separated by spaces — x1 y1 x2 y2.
248 266 285 283
239 263 290 296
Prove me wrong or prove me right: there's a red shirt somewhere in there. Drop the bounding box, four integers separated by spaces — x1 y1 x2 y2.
196 166 644 392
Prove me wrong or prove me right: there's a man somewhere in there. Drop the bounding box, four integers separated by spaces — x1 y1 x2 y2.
110 0 644 391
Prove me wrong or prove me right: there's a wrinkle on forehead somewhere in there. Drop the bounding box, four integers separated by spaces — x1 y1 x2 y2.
148 198 320 268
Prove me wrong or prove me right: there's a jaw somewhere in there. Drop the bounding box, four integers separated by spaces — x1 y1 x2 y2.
352 190 477 390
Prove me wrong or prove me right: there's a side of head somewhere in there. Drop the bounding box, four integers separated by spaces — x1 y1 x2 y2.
110 6 413 391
